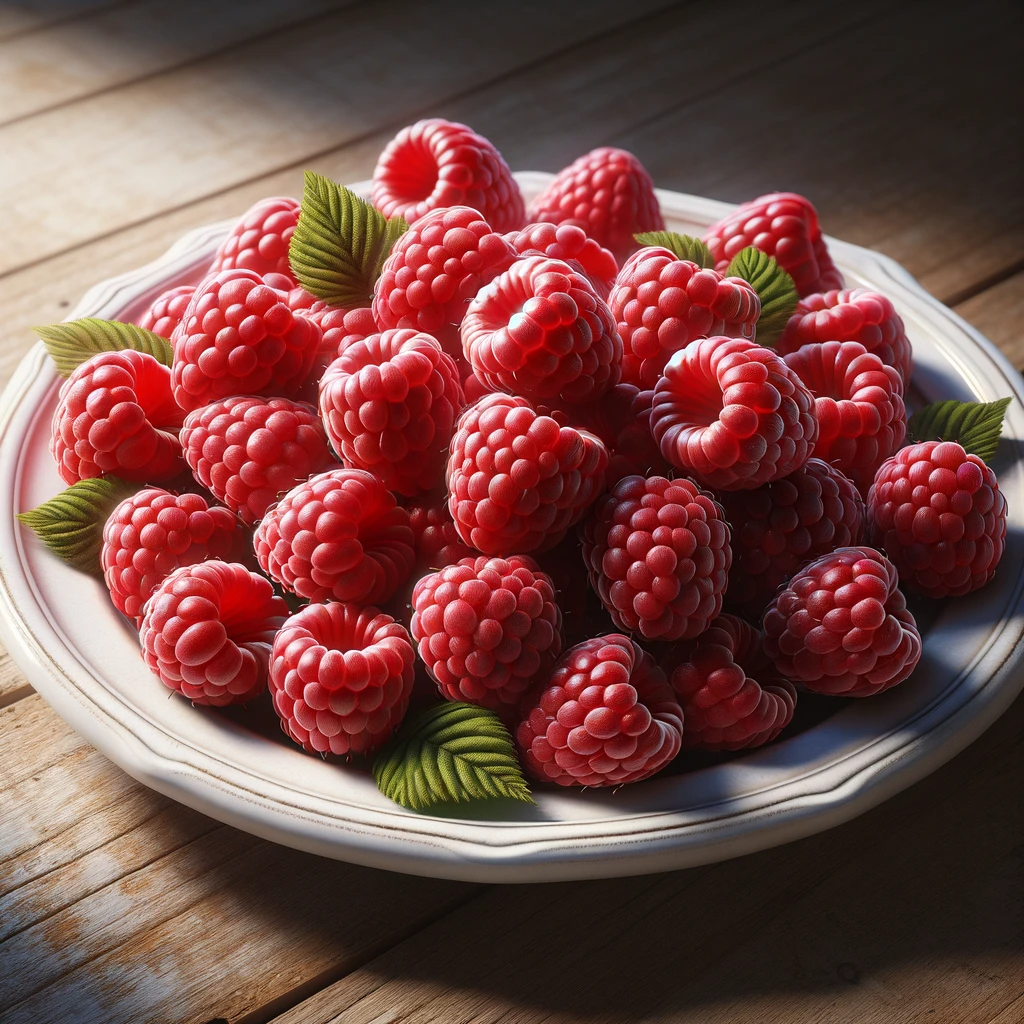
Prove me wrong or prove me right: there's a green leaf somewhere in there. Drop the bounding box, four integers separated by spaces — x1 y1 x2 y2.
373 702 534 812
34 318 174 378
288 170 408 308
724 246 799 346
907 398 1011 463
17 477 137 574
634 231 715 269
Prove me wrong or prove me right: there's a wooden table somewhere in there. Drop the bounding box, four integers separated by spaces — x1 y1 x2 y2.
2 2 1022 1021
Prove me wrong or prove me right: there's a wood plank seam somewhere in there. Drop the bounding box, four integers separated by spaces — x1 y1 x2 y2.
943 256 1024 309
0 0 137 44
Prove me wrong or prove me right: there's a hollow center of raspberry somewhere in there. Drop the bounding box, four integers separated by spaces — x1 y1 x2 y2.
686 373 725 426
386 138 439 203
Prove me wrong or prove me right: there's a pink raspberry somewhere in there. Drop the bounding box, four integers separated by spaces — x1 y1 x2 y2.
516 633 683 787
50 349 185 484
666 614 796 750
181 395 336 526
447 393 608 555
407 493 475 569
651 336 818 490
582 474 731 641
140 560 288 706
527 147 664 263
254 468 415 605
304 304 377 373
703 191 844 298
504 221 617 300
137 285 195 339
762 546 922 697
867 440 1007 597
269 602 415 757
209 197 300 280
319 329 464 496
609 247 761 388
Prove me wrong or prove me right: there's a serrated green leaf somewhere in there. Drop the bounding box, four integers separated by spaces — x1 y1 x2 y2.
907 398 1011 463
724 246 799 346
372 702 534 812
288 170 408 308
34 318 174 377
634 231 715 269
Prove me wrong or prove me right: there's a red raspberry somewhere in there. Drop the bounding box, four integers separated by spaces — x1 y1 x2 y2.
139 560 288 705
447 393 608 555
504 222 617 300
718 458 865 620
867 440 1007 597
609 247 760 388
762 546 922 697
372 119 525 232
582 474 731 641
50 349 184 484
209 197 300 279
651 336 818 490
527 148 664 263
137 285 195 339
254 468 415 605
407 493 475 569
319 329 464 496
704 192 843 298
304 303 377 372
461 255 621 405
666 614 796 750
269 602 415 756
516 633 683 787
181 395 336 526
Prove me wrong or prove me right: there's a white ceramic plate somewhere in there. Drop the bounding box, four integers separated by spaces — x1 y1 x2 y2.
2 174 1023 883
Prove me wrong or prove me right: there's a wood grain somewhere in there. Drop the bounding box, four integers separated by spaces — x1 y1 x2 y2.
956 272 1024 370
0 648 32 708
0 0 129 42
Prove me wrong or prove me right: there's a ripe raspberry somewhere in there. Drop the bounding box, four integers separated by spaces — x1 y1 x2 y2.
140 560 288 705
407 493 475 569
651 336 818 490
867 440 1007 597
254 468 415 605
762 545 922 697
609 247 760 388
137 285 195 339
447 393 608 555
319 329 464 495
181 395 336 526
209 196 300 279
718 458 865 620
304 303 377 371
50 349 185 484
666 614 797 750
582 474 731 641
527 147 664 263
270 602 414 756
504 222 617 300
372 119 525 232
516 634 683 787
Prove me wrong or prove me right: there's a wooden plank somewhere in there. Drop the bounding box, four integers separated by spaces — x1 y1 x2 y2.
0 0 128 42
0 649 32 708
955 272 1024 370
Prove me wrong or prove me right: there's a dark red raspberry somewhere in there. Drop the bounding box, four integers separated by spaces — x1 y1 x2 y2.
50 349 184 484
718 458 865 620
867 440 1007 597
304 303 377 373
703 192 844 298
504 221 617 300
516 633 683 787
319 329 464 496
407 492 475 569
651 336 818 490
137 285 195 339
527 147 664 263
763 545 922 697
140 560 288 705
447 393 608 555
181 395 336 526
609 247 760 388
210 197 300 280
269 602 414 756
666 614 796 750
583 474 731 641
254 468 415 605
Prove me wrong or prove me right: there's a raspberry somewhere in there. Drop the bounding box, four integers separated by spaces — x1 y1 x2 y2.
269 602 414 756
461 255 621 405
762 545 922 697
582 474 731 641
407 493 475 569
139 560 288 705
372 119 525 232
209 197 300 279
516 633 683 787
304 303 377 372
411 555 562 715
504 221 617 300
527 148 664 263
867 440 1007 597
666 614 797 750
609 247 760 388
254 468 414 605
718 458 865 620
447 393 608 555
137 285 195 339
319 329 464 496
651 336 818 490
181 395 336 526
50 349 185 484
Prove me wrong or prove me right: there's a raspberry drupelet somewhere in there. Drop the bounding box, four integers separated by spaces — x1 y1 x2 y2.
503 221 618 300
406 492 475 570
304 304 377 376
137 285 195 339
209 196 300 280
